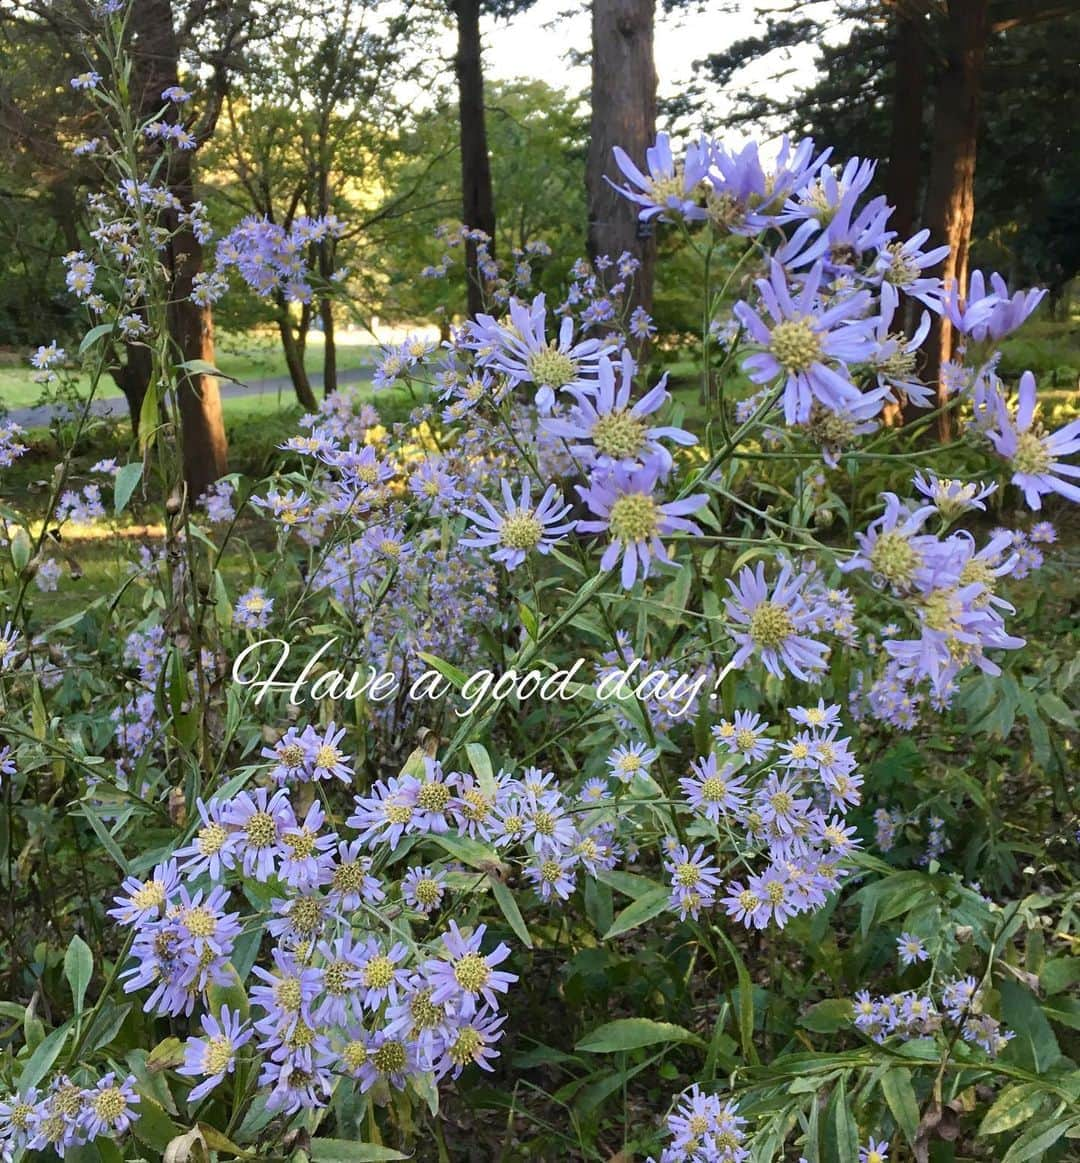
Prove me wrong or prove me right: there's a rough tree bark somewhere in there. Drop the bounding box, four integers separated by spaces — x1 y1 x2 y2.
883 3 927 241
586 0 657 317
921 0 990 439
129 0 228 498
450 0 497 318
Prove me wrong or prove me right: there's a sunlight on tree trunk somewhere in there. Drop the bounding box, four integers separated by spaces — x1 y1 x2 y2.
130 0 227 498
586 0 657 315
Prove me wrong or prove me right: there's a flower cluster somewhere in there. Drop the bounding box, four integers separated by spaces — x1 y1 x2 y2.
0 1072 140 1156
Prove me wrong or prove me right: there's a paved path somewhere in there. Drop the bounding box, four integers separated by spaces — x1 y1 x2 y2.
5 365 373 429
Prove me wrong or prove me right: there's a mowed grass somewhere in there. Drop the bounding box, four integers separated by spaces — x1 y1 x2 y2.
0 331 380 412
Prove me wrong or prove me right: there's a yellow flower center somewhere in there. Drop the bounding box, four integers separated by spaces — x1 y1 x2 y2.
284 830 316 860
132 879 166 911
414 877 442 906
181 906 216 938
700 776 728 802
607 492 660 544
245 810 277 848
363 955 396 990
770 317 821 373
198 823 228 856
202 1034 234 1075
675 862 700 887
870 531 921 587
324 959 350 995
749 601 794 648
527 344 577 388
418 781 451 812
289 898 324 934
371 1040 407 1074
342 1040 368 1070
454 952 492 993
449 1025 484 1065
1012 431 1050 476
92 1087 127 1122
592 411 647 460
276 978 303 1010
500 512 544 551
385 803 413 826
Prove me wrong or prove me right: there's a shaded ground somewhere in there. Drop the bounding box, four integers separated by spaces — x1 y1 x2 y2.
6 366 373 429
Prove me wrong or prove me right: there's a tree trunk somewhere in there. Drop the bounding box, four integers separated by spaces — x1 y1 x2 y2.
451 0 496 318
921 0 990 440
321 298 338 399
586 0 657 317
129 0 228 499
276 307 319 411
884 5 927 241
111 342 153 438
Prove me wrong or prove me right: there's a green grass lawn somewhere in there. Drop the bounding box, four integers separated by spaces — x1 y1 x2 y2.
0 331 379 412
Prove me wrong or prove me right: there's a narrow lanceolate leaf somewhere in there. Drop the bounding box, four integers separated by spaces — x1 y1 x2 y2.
113 461 143 515
880 1067 920 1148
602 885 670 939
977 1083 1048 1137
576 1018 703 1053
308 1140 408 1162
490 876 533 949
414 650 468 690
63 934 93 1013
17 1021 73 1090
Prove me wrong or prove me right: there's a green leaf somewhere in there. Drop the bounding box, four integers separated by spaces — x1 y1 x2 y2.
17 1021 72 1090
828 1076 859 1163
76 807 130 873
575 1018 702 1053
602 886 670 939
519 602 539 641
63 935 93 1013
430 833 501 872
207 961 250 1022
308 1140 408 1162
999 981 1061 1072
880 1068 920 1148
10 526 31 573
138 380 159 452
79 321 115 354
465 742 495 790
146 1036 186 1072
131 1097 180 1152
113 461 143 515
415 650 468 691
1000 1119 1069 1163
490 876 533 949
978 1083 1048 1137
716 928 759 1065
799 999 854 1034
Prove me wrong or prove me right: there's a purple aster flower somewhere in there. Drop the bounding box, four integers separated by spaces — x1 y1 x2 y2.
608 131 709 222
1030 521 1056 544
250 948 323 1035
789 699 841 730
325 839 385 911
350 938 412 1010
913 471 996 519
260 726 312 785
524 852 578 901
734 259 875 425
401 865 448 914
276 799 337 890
175 883 242 964
985 371 1080 509
841 492 943 593
467 292 615 412
577 462 706 589
347 775 419 850
174 798 235 881
108 858 179 925
261 1060 333 1113
868 282 934 408
897 932 929 967
0 621 21 671
963 1014 1014 1057
424 922 517 1018
712 710 773 764
705 134 828 233
222 786 294 881
664 842 723 919
678 753 748 821
432 1008 506 1080
266 890 329 948
860 1137 890 1163
725 561 829 680
542 349 696 475
178 1006 253 1102
875 229 949 311
307 721 354 783
448 772 504 840
0 1088 40 1154
460 477 576 570
353 1029 421 1093
233 586 273 629
78 1074 139 1140
26 1076 87 1155
606 740 659 782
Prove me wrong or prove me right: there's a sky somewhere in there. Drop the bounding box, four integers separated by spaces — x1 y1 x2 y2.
480 0 841 134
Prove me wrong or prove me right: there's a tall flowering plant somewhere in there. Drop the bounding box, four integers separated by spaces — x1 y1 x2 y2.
0 16 1078 1163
